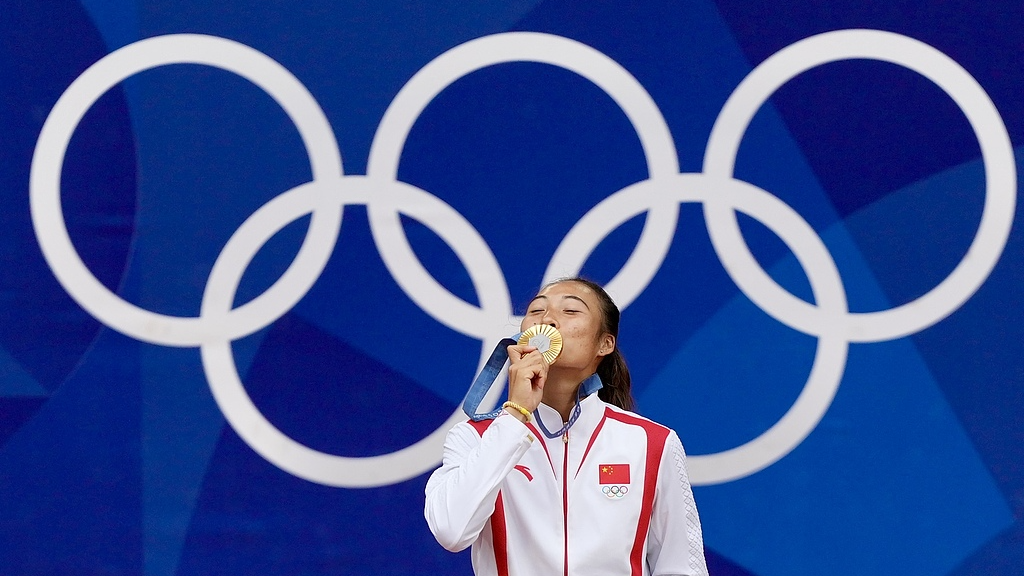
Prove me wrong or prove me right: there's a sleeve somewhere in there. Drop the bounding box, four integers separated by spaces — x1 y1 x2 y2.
646 431 709 576
423 413 534 552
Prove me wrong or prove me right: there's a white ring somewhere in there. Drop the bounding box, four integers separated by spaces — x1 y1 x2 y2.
29 34 344 346
703 29 1016 342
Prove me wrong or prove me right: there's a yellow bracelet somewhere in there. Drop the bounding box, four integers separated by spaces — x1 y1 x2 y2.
502 401 531 422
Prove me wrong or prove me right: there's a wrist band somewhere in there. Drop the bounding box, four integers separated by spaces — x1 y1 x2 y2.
502 401 532 422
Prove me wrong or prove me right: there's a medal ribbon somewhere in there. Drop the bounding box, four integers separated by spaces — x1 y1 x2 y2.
462 334 520 421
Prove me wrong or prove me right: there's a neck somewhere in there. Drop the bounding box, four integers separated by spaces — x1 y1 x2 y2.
542 369 594 421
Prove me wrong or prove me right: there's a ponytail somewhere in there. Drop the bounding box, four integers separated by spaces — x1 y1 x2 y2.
597 348 634 411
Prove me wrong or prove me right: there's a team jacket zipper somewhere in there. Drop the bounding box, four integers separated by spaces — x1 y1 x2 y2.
562 430 569 576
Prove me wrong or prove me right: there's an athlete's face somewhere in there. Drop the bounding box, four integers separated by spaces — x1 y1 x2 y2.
521 281 614 372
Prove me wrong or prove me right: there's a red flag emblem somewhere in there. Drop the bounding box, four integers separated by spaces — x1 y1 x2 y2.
598 464 630 484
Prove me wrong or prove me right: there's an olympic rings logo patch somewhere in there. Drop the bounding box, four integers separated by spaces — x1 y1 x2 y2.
602 485 629 499
29 30 1015 487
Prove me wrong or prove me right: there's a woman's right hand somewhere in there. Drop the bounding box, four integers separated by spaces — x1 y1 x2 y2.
506 344 547 413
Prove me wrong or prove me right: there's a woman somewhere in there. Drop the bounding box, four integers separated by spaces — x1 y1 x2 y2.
425 277 708 576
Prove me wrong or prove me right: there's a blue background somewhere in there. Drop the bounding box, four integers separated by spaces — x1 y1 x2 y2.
1 0 1022 574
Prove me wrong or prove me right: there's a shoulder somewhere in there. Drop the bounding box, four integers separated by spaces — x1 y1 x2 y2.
439 418 490 449
602 403 674 437
598 404 680 461
446 414 523 443
464 417 495 437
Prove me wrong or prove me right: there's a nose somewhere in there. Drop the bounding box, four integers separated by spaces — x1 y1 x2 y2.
539 310 558 329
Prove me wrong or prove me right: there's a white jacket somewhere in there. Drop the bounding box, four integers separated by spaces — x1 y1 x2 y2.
425 393 709 576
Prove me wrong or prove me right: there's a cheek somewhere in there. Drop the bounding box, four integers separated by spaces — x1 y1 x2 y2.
561 324 586 339
562 325 598 350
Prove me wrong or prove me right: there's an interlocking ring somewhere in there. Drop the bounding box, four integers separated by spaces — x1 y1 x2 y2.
702 29 1015 343
31 29 1014 487
602 485 629 499
30 34 345 346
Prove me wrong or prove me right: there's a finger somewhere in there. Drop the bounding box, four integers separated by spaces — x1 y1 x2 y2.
533 369 546 391
507 344 538 362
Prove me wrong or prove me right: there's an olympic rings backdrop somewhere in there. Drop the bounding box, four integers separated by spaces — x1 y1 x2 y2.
2 0 1023 574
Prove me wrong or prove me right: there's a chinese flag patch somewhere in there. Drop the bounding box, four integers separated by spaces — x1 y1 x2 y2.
598 464 630 484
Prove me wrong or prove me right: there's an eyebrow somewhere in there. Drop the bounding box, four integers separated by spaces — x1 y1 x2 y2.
563 295 591 309
527 294 591 310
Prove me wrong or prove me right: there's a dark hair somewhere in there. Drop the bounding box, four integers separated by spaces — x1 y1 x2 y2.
541 277 635 412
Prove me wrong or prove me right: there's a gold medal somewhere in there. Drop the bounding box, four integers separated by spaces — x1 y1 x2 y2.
518 324 563 364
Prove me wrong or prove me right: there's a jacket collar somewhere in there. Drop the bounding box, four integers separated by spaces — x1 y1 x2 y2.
534 377 606 440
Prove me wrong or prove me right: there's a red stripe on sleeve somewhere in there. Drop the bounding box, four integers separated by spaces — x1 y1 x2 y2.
492 492 509 576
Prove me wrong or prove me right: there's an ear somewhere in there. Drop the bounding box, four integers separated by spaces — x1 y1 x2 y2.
597 333 615 357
